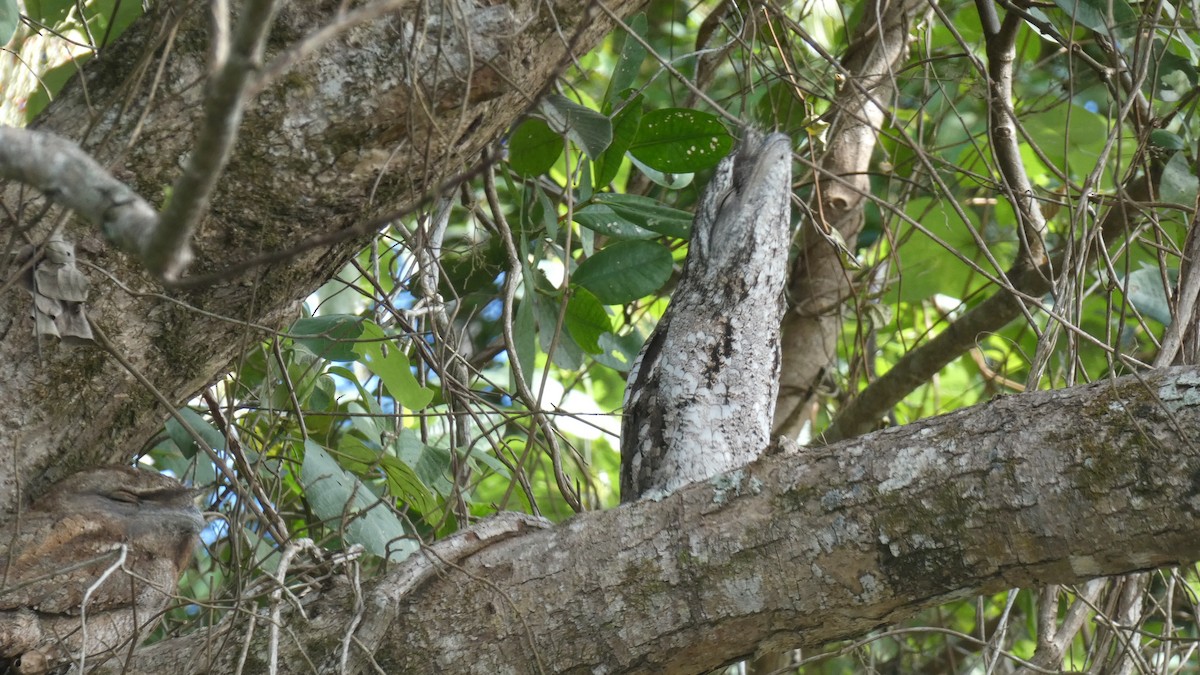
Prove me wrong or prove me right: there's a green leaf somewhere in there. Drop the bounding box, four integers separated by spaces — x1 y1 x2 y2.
353 322 435 411
1122 264 1175 325
513 265 537 387
602 13 648 107
540 94 613 159
753 82 808 134
572 240 673 305
290 315 365 362
329 365 385 441
533 185 559 241
594 98 643 187
589 193 692 239
594 329 646 372
336 434 382 473
564 287 611 353
165 408 227 459
532 291 584 370
394 434 455 497
301 440 414 561
380 455 438 515
573 204 656 240
463 448 511 479
628 109 733 172
1052 0 1137 38
1149 129 1186 151
0 0 18 46
1160 152 1199 206
508 118 562 177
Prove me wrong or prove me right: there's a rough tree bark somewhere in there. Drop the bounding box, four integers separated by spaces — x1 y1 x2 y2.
0 0 643 506
4 1 1197 674
90 365 1200 674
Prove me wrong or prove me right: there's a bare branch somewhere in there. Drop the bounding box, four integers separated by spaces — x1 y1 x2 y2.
0 127 158 250
149 0 281 281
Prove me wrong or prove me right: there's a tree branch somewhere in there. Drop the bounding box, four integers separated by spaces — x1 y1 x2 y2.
98 365 1200 674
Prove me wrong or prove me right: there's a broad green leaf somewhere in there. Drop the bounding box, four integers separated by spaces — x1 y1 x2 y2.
394 433 455 497
513 264 537 387
508 118 562 177
594 330 646 372
564 287 611 354
594 98 643 187
602 13 648 107
353 322 435 411
1052 0 1137 38
589 193 692 239
629 109 732 172
301 439 414 561
336 435 382 474
166 408 227 458
572 240 673 305
1150 129 1186 151
309 374 337 411
0 0 17 46
532 291 584 370
1122 264 1175 325
573 204 656 240
1160 152 1198 206
290 315 364 362
540 94 613 160
379 455 437 515
463 448 511 478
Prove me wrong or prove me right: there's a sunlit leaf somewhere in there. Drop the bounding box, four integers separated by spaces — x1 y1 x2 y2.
0 0 18 46
572 240 673 305
165 408 227 459
380 455 437 515
540 94 613 159
301 439 415 561
628 109 732 172
508 118 561 177
353 322 435 411
564 287 611 354
290 315 364 362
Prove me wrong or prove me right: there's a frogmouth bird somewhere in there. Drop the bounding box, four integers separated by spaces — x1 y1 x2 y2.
620 130 793 502
0 467 203 673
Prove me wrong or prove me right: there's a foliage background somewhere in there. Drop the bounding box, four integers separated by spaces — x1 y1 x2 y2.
3 0 1199 671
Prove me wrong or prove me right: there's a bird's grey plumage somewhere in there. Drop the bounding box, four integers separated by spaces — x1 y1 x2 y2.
620 131 792 502
0 467 203 672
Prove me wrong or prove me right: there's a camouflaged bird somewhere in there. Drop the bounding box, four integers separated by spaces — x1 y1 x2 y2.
0 467 202 673
620 131 793 502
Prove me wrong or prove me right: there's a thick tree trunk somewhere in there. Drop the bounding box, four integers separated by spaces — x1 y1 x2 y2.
0 0 644 506
97 366 1200 674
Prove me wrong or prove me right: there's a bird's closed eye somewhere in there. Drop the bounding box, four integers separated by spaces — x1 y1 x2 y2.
108 489 140 504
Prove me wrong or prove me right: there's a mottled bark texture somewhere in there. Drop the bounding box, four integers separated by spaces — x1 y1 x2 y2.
621 131 792 502
0 0 644 508
0 468 201 672
88 366 1200 674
